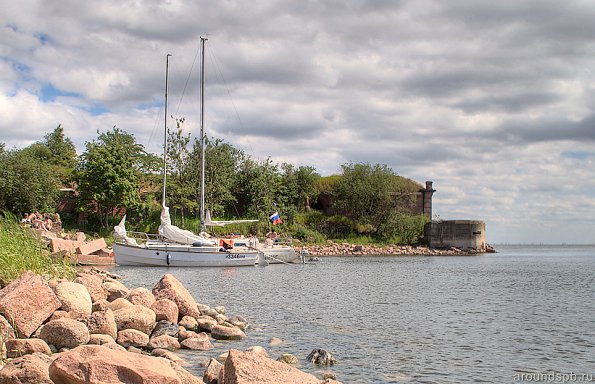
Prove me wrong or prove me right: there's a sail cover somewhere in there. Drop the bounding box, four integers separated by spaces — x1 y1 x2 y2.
158 205 216 246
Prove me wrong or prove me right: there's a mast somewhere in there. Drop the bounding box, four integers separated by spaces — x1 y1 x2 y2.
163 53 172 206
199 37 207 233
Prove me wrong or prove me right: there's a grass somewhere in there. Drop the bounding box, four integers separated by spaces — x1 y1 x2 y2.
0 213 74 287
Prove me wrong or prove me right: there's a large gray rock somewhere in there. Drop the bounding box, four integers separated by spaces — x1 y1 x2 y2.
48 345 187 384
38 318 90 350
152 274 200 319
54 281 92 319
0 271 61 337
0 352 53 384
113 304 156 335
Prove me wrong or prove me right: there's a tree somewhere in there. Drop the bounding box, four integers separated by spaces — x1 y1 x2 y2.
281 164 320 212
0 147 59 213
42 125 78 185
76 127 149 227
235 157 285 225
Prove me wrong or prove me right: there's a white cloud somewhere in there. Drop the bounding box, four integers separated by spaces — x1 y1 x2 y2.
1 0 594 244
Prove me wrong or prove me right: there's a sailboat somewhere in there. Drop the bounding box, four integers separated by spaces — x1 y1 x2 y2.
112 39 261 267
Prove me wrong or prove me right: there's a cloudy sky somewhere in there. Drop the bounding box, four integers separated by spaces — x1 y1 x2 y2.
2 0 594 244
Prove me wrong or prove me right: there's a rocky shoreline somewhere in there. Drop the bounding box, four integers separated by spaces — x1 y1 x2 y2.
296 241 495 256
0 270 341 383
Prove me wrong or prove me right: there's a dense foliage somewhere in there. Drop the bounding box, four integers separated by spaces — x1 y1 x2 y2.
76 127 160 227
1 125 429 244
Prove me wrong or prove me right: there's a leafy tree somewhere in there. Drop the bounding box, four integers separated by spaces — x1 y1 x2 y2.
76 127 150 227
281 163 320 212
42 125 78 185
0 147 59 213
235 157 286 227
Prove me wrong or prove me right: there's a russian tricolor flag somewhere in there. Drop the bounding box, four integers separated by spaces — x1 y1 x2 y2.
269 211 282 225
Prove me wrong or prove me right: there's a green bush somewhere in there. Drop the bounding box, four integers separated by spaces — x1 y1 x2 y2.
0 213 74 287
376 214 428 244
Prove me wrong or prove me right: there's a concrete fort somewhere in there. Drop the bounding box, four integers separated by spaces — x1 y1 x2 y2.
424 220 487 251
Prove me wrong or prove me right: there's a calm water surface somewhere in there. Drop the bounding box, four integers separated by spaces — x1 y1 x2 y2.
115 245 595 383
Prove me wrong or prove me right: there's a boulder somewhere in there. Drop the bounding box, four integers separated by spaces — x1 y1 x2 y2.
126 287 156 308
102 280 130 301
0 352 53 384
203 358 223 384
277 353 299 365
48 310 70 322
38 318 90 350
151 348 188 366
76 238 107 255
0 314 16 356
117 329 149 348
74 273 108 303
246 346 269 357
0 271 61 337
152 273 200 319
178 327 199 341
195 315 218 332
147 334 180 351
4 338 51 358
91 299 110 312
151 320 179 339
85 308 117 339
151 298 179 323
268 337 283 346
113 304 156 335
224 349 342 384
180 332 213 351
54 281 93 319
179 315 199 331
229 315 248 331
48 345 184 384
108 297 133 312
88 333 116 345
170 362 205 384
307 348 337 365
211 324 245 340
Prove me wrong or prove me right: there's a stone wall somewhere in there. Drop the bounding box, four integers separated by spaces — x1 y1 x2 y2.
424 220 486 251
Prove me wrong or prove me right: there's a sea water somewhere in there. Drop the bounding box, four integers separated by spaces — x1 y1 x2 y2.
116 245 595 383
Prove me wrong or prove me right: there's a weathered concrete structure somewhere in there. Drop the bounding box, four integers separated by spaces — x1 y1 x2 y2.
424 220 487 251
417 181 435 221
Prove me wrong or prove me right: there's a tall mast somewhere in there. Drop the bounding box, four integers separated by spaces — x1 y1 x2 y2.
199 37 207 233
163 53 172 206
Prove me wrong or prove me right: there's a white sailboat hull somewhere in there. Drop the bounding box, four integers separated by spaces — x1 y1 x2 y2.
259 245 300 264
113 242 258 267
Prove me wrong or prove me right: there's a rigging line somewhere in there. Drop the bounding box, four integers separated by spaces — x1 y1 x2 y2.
207 45 265 165
174 44 201 122
146 100 164 155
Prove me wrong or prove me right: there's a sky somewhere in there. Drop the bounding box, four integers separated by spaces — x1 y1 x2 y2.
1 0 594 244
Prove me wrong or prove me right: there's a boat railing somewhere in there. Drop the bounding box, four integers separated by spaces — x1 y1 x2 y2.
113 231 160 246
